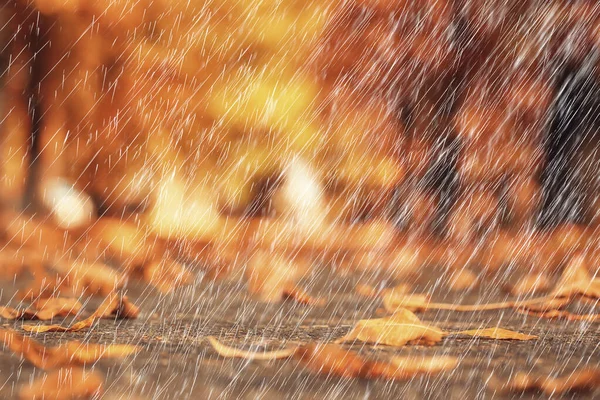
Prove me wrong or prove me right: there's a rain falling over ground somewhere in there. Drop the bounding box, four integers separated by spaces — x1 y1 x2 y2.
0 0 599 399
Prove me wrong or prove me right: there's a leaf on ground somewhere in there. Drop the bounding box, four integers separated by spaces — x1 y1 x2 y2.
488 368 600 395
335 308 444 346
507 272 551 296
22 292 138 333
18 367 103 400
0 329 139 369
207 336 297 360
454 327 537 340
63 341 141 363
518 308 600 322
382 292 431 313
245 251 309 303
550 253 600 299
0 306 36 320
52 260 125 297
295 343 457 380
32 298 83 320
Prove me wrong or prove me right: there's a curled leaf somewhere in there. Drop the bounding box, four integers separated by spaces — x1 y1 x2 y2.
32 298 83 320
22 292 138 333
335 309 444 347
454 327 537 341
551 253 600 299
19 367 103 400
207 336 297 360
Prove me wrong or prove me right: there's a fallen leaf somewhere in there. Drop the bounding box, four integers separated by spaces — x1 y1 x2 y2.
19 367 103 400
454 327 537 340
382 292 431 312
294 343 387 379
0 329 56 369
51 259 125 296
22 292 138 333
32 298 83 320
0 329 140 369
295 343 458 380
337 309 537 346
488 368 600 395
63 341 140 363
518 309 600 322
550 253 600 299
207 336 297 360
335 309 444 346
0 306 36 320
245 251 309 302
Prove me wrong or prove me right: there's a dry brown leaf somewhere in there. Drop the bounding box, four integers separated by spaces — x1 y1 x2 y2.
0 329 57 369
0 328 139 369
0 306 36 320
52 260 125 297
551 253 600 299
454 327 537 340
19 367 103 400
295 343 457 380
245 251 309 302
382 291 431 312
207 336 297 360
63 341 140 363
22 292 138 333
488 368 600 395
295 343 388 379
507 272 550 296
32 297 83 320
335 309 445 346
518 308 600 322
447 268 478 291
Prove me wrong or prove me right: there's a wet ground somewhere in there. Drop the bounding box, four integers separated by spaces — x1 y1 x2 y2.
0 269 598 399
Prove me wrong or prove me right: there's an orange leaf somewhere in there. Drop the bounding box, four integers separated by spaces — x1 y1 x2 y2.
551 253 600 299
64 341 140 363
335 309 444 346
295 343 457 380
207 336 297 360
454 327 537 340
22 292 138 333
32 298 83 320
488 368 600 395
19 367 103 400
0 329 139 369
